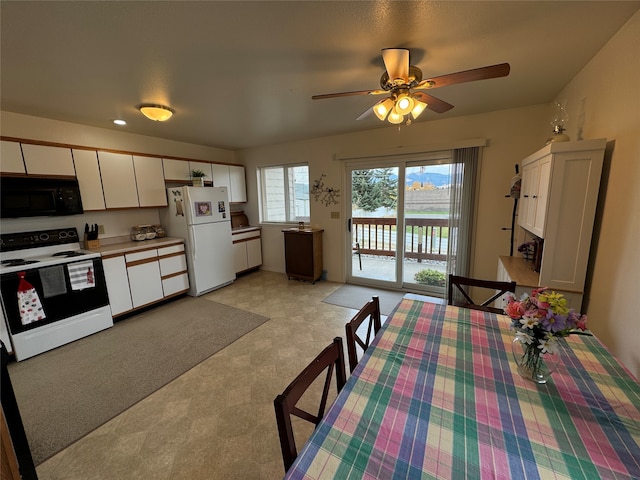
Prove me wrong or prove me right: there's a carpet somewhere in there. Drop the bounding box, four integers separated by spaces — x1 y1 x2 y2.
322 284 407 316
7 296 269 465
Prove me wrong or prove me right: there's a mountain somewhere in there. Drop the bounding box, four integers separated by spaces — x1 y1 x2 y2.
405 172 450 187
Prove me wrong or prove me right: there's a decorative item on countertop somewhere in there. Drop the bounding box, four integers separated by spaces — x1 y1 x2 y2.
191 169 206 187
546 100 570 144
130 226 147 242
143 225 156 240
505 288 589 384
153 224 165 238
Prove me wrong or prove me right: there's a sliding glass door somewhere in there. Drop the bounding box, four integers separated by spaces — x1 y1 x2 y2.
346 150 474 297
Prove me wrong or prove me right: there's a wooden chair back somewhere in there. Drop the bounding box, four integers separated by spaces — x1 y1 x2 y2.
447 274 516 314
273 337 347 471
345 296 382 373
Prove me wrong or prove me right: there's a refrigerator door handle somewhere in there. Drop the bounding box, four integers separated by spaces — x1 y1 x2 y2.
188 228 196 260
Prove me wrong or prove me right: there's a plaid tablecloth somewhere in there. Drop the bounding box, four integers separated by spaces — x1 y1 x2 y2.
285 299 640 479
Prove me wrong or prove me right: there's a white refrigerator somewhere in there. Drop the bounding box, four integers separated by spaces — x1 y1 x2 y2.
162 186 235 296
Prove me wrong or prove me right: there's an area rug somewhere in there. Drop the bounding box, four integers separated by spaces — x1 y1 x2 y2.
322 284 407 316
7 296 269 465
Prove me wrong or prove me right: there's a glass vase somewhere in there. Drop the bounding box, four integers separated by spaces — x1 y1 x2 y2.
512 336 561 384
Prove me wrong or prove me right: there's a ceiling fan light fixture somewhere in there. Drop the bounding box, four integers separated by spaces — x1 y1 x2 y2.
138 104 175 122
373 98 394 121
387 110 404 125
410 99 428 119
394 94 414 115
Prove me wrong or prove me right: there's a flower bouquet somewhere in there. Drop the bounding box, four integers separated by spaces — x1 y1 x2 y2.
504 288 588 383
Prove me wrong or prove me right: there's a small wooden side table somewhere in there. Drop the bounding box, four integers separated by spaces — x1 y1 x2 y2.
282 228 323 283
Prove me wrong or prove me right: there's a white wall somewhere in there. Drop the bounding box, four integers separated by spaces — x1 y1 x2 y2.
554 11 640 378
239 104 549 282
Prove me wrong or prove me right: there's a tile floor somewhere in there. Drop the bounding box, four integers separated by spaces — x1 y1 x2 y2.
35 270 371 480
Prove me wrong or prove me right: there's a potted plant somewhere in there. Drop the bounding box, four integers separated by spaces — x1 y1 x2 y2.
191 169 206 187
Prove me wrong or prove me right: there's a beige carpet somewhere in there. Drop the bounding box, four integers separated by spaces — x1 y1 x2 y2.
7 296 269 465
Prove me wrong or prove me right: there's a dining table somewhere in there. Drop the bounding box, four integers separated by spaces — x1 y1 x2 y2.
284 298 640 479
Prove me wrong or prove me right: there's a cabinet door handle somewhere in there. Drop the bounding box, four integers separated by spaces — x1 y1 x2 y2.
532 195 538 199
523 194 529 198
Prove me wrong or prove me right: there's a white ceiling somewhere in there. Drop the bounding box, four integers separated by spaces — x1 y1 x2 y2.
1 1 638 151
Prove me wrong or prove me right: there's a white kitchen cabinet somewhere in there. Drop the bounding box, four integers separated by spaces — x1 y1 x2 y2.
73 149 106 210
126 249 164 308
158 244 189 297
21 144 76 176
212 164 231 189
518 156 551 238
0 140 25 174
212 164 246 203
98 151 139 208
500 138 606 310
133 155 167 207
188 161 213 183
163 158 190 182
232 229 262 274
102 254 133 316
229 165 247 203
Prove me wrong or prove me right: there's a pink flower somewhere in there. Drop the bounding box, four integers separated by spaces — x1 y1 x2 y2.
576 314 588 331
505 300 526 320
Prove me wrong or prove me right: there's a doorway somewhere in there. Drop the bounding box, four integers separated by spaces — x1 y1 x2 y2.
346 152 457 297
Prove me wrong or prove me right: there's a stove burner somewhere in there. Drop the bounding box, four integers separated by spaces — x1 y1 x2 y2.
52 251 85 258
1 259 40 266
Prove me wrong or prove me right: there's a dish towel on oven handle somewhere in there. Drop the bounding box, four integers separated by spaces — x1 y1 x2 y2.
67 260 96 291
39 265 68 298
17 271 46 325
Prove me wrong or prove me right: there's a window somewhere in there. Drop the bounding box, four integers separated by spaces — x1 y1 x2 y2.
259 164 310 223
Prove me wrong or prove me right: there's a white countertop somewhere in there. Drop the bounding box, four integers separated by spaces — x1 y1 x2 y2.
88 237 185 256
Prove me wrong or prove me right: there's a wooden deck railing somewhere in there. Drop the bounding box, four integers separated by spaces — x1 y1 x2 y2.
352 217 448 262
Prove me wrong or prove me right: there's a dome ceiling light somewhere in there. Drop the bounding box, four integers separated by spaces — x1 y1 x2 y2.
138 104 175 122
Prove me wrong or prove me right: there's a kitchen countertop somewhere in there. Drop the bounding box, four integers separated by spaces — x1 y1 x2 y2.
499 255 539 288
88 237 185 256
231 226 260 234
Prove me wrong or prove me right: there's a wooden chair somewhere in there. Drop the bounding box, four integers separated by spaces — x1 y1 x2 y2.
345 296 382 373
273 337 347 471
447 274 516 314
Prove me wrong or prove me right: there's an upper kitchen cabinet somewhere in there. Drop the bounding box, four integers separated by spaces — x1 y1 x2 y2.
97 151 139 208
212 164 246 203
0 140 25 174
162 158 190 182
518 156 552 237
21 144 76 176
133 156 167 207
72 149 106 211
229 165 247 203
188 161 213 183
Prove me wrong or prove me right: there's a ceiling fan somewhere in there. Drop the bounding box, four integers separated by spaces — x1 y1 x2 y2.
312 48 510 125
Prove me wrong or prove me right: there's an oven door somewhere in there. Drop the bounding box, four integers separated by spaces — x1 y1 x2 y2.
0 258 109 335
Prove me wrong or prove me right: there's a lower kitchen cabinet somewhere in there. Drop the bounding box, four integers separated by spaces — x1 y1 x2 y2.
232 229 262 274
126 249 164 308
101 240 189 317
102 254 133 316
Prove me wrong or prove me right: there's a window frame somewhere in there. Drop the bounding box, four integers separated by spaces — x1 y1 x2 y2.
258 163 310 224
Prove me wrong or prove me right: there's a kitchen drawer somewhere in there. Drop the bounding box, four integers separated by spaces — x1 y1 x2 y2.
162 273 189 297
160 255 187 277
125 249 158 263
158 244 185 256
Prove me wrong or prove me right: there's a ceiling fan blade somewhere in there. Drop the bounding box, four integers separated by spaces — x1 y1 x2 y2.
415 63 510 90
312 89 386 100
356 105 374 121
382 48 410 83
413 91 454 114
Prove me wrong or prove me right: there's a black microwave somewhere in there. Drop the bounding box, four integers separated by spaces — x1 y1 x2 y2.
0 177 84 218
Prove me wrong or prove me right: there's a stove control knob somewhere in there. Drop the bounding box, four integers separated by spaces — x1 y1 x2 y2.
39 233 49 241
